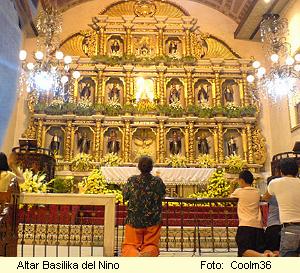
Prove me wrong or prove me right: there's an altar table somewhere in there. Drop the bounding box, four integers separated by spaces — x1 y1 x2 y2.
101 167 215 186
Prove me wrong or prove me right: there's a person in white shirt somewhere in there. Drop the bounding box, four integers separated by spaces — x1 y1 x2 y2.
263 158 300 257
231 170 270 257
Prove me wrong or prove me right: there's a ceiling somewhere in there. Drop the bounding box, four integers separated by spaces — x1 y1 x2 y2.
39 0 293 40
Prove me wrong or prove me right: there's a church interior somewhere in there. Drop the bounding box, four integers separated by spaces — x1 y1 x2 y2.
1 0 300 257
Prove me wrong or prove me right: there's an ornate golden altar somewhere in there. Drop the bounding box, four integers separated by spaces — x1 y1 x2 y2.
22 0 266 173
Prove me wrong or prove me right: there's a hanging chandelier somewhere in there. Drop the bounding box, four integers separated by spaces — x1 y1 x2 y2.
247 13 300 102
19 5 80 99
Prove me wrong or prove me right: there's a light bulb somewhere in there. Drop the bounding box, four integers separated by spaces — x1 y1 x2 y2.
55 51 64 60
294 64 300 72
286 56 295 66
64 55 72 64
257 67 266 77
26 63 34 70
72 71 80 79
246 75 255 83
61 76 69 84
295 54 300 62
19 50 27 61
35 51 44 60
270 54 279 63
252 61 261 69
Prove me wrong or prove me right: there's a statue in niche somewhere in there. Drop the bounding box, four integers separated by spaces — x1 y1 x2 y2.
80 82 92 98
50 133 61 155
227 137 237 156
223 84 234 103
77 132 91 154
111 39 120 54
197 84 209 104
169 83 181 104
169 131 182 155
169 40 178 55
108 82 121 101
197 135 209 155
107 130 120 154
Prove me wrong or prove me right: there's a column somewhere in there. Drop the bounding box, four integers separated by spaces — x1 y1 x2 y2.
217 123 224 163
183 25 192 56
246 124 254 164
36 119 44 148
124 65 134 103
241 128 248 162
157 118 166 163
124 23 133 55
213 128 219 163
94 120 102 162
185 67 194 105
156 23 165 56
64 120 73 162
123 118 132 163
98 26 106 55
96 65 105 104
187 119 196 163
156 65 166 105
214 71 222 107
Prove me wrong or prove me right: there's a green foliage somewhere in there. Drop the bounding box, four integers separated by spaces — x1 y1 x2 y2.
224 154 247 174
223 104 241 118
61 102 76 114
212 106 224 116
50 176 74 193
241 105 257 117
34 103 46 113
94 103 106 114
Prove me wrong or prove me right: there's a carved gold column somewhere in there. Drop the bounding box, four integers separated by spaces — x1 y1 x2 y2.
187 118 196 163
98 25 107 55
185 67 194 105
214 71 222 106
157 117 166 163
94 120 102 161
157 65 166 104
241 128 248 162
124 23 133 55
185 126 190 161
124 65 134 103
217 123 224 163
64 120 73 162
242 72 250 106
156 23 165 56
212 128 219 163
123 118 132 163
36 119 44 148
246 124 254 164
184 25 192 56
96 65 105 104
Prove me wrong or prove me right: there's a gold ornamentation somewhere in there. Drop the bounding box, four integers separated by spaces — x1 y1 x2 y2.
22 117 36 139
252 128 267 165
246 124 254 164
188 121 195 163
64 121 72 162
218 124 224 163
134 0 156 17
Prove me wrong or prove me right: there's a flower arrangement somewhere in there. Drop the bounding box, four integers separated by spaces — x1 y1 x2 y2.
61 102 76 114
49 176 74 193
167 154 187 168
44 97 64 115
223 103 241 118
71 153 94 172
134 148 152 162
94 103 106 114
241 105 257 117
105 98 122 116
224 154 247 174
169 100 184 117
197 106 214 118
75 97 94 116
135 100 156 115
100 153 122 167
20 169 48 194
123 103 135 114
78 169 123 202
197 154 216 168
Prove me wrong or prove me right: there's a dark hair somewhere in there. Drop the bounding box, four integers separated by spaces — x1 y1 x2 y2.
138 156 153 174
267 175 281 185
280 158 299 176
239 170 254 185
0 152 9 172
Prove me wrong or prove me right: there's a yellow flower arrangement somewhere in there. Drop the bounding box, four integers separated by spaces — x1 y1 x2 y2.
167 154 187 168
20 169 48 194
134 148 152 162
197 154 215 168
78 169 123 202
71 153 93 172
224 154 247 174
100 153 122 167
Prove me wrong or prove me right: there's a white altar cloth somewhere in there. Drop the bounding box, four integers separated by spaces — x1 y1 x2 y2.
101 167 215 185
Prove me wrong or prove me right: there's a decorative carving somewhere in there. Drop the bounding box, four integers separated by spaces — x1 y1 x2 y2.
252 128 267 165
80 30 97 57
134 0 157 17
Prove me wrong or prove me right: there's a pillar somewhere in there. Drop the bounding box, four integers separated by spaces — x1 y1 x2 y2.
217 123 224 163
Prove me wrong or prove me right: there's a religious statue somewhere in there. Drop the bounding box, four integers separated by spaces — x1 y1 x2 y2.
80 82 91 98
198 136 209 155
169 131 182 155
169 83 181 104
169 40 178 55
77 132 91 154
50 133 60 155
197 84 209 104
227 137 237 156
111 39 120 54
223 85 234 103
107 130 120 154
108 83 120 101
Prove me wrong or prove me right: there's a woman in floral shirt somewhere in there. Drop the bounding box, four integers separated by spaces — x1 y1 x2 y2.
122 156 166 257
